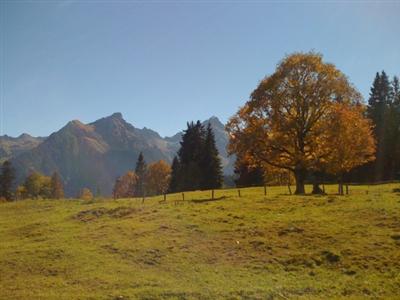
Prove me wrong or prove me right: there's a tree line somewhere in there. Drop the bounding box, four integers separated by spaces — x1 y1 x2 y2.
112 153 172 199
0 166 65 201
169 122 223 193
0 122 222 201
352 71 400 182
113 123 223 199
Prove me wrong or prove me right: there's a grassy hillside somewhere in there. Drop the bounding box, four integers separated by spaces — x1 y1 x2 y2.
1 184 400 299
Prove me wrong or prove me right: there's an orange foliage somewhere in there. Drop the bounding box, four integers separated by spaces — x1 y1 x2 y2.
79 188 93 201
113 171 138 199
146 160 171 196
226 52 374 193
324 103 376 175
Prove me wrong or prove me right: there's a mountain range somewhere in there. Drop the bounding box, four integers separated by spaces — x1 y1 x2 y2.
0 113 235 196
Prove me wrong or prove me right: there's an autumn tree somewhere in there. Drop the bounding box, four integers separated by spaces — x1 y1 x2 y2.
113 171 138 199
234 155 264 187
23 171 52 199
79 187 93 200
226 52 364 194
15 185 26 200
50 171 64 199
146 160 171 196
134 152 147 197
322 103 375 194
0 160 15 201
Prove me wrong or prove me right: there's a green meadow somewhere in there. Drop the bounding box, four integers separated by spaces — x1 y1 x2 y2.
1 184 399 299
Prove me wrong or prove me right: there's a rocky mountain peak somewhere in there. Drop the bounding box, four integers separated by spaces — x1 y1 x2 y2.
203 116 224 129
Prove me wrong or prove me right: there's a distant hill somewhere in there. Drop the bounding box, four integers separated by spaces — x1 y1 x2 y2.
5 113 234 196
0 134 45 163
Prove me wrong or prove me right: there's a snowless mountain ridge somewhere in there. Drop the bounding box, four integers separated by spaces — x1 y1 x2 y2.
0 113 235 196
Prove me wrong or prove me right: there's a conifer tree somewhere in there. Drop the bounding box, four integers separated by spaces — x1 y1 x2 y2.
177 121 205 191
0 160 15 201
134 152 147 197
390 76 400 179
367 71 393 181
393 76 400 105
201 124 223 189
50 171 64 199
168 156 181 193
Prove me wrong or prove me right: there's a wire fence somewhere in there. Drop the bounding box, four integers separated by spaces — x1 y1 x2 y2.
130 181 400 204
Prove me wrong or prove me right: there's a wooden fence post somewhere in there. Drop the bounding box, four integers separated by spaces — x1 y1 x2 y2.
182 193 185 201
288 184 292 195
238 189 241 198
345 184 349 195
264 185 267 196
211 190 214 200
163 194 166 201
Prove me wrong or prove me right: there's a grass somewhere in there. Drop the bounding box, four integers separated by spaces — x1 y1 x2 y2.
1 184 400 299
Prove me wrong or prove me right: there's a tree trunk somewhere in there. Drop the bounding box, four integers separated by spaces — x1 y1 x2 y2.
338 175 344 195
312 172 324 194
312 182 324 194
294 167 306 195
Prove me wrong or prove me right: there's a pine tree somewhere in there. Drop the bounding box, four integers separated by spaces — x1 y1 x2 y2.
201 124 223 189
390 76 400 179
367 71 393 181
0 161 15 201
134 152 147 197
177 121 205 191
393 76 400 105
50 171 64 199
168 156 181 193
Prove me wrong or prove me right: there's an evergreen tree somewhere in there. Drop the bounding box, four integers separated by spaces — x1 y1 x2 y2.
201 124 223 189
50 171 64 199
177 121 205 191
390 76 400 179
367 71 393 181
172 121 223 191
168 156 181 193
393 76 400 105
134 152 147 197
0 160 15 201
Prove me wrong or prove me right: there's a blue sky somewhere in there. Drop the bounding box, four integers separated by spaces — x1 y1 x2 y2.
1 1 399 137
